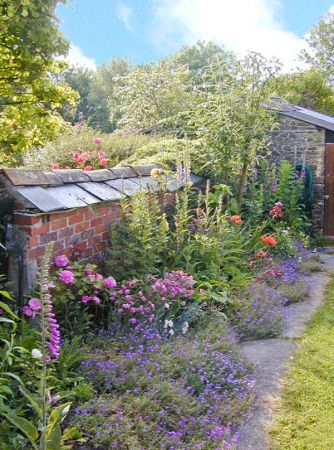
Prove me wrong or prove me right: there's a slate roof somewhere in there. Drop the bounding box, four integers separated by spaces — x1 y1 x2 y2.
0 165 204 213
268 97 334 132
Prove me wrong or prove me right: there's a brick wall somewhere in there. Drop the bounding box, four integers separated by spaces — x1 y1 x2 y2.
11 192 176 292
270 114 326 231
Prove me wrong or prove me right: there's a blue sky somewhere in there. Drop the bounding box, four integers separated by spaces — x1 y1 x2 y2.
56 0 334 70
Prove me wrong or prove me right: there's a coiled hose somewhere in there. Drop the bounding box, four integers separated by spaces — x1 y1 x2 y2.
294 162 314 206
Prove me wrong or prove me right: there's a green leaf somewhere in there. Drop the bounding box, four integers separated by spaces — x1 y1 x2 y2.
0 300 17 319
0 292 13 301
19 385 42 419
46 424 62 450
1 408 38 447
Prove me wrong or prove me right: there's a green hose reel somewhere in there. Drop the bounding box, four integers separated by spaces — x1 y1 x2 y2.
294 162 314 207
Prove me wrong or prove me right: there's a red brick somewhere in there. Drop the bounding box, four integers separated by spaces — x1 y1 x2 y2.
96 205 110 216
27 245 47 259
29 237 39 248
90 217 103 227
59 227 74 239
28 223 50 237
75 221 90 233
95 224 106 234
39 231 58 244
73 241 87 251
81 229 94 240
53 240 65 252
80 247 93 258
69 212 85 225
51 218 67 231
102 231 110 241
14 214 41 226
88 235 102 246
84 209 94 221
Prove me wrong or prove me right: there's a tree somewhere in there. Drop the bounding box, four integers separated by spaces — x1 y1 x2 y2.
110 61 199 134
0 0 77 165
302 12 334 84
186 53 281 208
269 69 334 115
88 58 130 132
60 67 94 124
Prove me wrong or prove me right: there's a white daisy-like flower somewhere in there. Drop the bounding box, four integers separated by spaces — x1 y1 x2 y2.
31 349 42 359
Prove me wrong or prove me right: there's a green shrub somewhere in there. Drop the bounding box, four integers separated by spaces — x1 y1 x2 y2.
24 123 160 170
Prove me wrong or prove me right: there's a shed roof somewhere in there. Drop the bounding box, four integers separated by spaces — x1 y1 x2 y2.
268 97 334 132
0 165 204 213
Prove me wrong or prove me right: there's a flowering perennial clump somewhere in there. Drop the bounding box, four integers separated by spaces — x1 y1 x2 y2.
71 324 254 449
260 235 277 246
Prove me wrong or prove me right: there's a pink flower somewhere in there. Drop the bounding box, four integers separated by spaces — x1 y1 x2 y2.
97 151 106 159
92 296 101 305
83 165 93 171
28 298 41 311
129 318 137 325
52 164 60 170
94 137 102 145
47 282 56 290
105 276 117 289
22 305 33 317
100 158 108 168
54 255 69 268
81 295 92 304
58 270 74 284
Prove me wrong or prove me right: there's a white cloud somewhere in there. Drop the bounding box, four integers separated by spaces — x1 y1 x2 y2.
66 44 97 70
152 0 306 70
116 3 133 30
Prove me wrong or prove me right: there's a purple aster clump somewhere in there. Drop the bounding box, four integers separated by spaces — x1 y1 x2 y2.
279 258 301 283
71 323 254 449
233 283 287 339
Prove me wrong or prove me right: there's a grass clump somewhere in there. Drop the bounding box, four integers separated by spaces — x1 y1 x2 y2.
270 276 334 450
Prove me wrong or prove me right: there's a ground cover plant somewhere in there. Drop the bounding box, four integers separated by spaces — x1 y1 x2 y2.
270 276 334 449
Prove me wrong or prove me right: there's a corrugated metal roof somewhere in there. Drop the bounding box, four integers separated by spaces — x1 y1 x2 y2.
268 98 334 131
0 165 205 213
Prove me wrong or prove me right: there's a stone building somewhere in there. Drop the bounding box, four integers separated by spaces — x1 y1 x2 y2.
269 100 334 236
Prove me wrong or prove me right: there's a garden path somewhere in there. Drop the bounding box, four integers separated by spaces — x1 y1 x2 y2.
237 250 334 450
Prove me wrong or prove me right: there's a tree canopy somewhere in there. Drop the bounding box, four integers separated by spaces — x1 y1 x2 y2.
0 0 77 165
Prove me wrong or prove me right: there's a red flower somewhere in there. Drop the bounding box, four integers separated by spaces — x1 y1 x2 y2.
230 215 243 225
83 165 93 171
256 251 267 259
52 164 60 170
269 202 284 219
260 235 277 246
100 158 108 168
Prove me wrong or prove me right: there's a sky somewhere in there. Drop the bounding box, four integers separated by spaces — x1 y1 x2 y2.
56 0 334 71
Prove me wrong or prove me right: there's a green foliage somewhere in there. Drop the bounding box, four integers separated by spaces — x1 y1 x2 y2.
270 277 334 449
301 12 334 85
24 123 159 169
119 138 208 176
107 191 170 280
0 0 78 165
270 69 334 114
110 60 199 133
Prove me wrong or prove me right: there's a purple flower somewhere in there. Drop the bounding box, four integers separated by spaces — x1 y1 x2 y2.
54 255 69 268
28 297 41 311
105 276 117 289
59 270 74 284
92 296 101 305
22 305 33 317
47 282 56 290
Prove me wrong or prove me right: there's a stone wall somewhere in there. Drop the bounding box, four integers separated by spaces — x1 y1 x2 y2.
270 114 326 231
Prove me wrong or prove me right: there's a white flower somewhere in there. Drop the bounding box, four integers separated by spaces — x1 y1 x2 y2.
281 230 289 236
164 303 170 309
169 329 174 336
31 349 42 359
182 321 189 334
164 319 173 329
